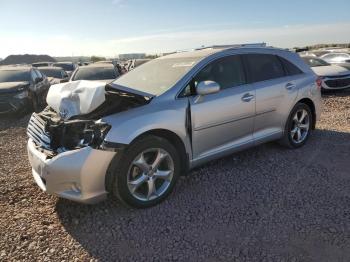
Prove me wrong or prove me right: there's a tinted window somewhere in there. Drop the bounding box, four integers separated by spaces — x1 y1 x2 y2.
53 63 74 71
32 62 50 67
280 57 303 75
40 69 64 78
194 55 246 89
322 53 350 59
0 70 31 82
244 54 285 83
302 57 329 67
72 67 117 81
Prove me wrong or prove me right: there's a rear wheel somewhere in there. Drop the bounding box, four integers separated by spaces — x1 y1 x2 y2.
109 135 180 208
280 103 312 148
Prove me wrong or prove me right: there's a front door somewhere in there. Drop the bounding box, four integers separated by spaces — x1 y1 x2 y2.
189 55 256 160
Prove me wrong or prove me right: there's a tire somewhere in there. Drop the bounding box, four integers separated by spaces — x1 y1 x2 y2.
109 135 181 208
279 103 313 149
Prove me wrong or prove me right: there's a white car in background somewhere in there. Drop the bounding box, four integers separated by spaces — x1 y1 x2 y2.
302 56 350 90
320 53 350 64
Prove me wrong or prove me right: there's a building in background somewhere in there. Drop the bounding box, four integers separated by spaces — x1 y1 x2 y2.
118 53 146 60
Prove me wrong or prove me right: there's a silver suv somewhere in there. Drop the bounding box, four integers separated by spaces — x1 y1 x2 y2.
27 44 321 208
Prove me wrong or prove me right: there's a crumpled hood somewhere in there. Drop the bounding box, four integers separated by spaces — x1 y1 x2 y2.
312 65 350 77
46 80 106 119
0 81 30 92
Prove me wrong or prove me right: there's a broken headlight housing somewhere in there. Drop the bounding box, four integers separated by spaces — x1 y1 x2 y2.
49 120 111 151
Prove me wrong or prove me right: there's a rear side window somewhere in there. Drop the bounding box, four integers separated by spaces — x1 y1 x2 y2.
279 57 303 76
194 55 246 89
243 54 285 83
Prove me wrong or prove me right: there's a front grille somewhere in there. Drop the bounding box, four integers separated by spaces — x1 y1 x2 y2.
325 77 350 88
27 113 51 149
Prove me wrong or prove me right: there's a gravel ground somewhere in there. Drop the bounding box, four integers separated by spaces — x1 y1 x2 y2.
0 91 349 261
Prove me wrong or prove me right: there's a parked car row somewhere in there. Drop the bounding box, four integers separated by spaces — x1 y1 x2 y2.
0 66 50 115
300 55 350 91
298 48 350 91
0 58 136 115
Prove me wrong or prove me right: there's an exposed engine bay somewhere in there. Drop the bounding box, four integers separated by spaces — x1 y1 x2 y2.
27 82 151 157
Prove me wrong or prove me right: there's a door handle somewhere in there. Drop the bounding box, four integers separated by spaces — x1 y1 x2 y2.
241 93 254 102
285 82 296 90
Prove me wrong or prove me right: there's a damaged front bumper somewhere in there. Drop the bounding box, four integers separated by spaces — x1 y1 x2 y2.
27 139 116 204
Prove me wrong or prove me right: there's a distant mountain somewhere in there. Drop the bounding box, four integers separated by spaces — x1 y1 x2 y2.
0 54 56 65
54 56 91 63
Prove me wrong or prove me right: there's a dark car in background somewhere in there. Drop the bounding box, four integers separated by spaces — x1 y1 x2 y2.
0 66 50 115
32 62 53 68
38 66 69 85
70 63 119 83
52 62 77 77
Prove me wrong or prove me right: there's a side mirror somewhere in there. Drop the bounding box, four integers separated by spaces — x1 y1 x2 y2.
196 81 220 96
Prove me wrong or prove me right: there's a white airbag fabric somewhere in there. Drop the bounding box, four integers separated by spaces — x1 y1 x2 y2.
46 80 106 119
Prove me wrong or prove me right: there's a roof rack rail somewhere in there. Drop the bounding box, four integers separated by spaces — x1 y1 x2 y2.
195 42 267 50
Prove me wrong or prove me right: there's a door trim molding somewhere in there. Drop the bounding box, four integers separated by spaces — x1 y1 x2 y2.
193 113 255 131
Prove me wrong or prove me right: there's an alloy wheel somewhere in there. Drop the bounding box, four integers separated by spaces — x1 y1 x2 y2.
127 148 174 201
290 109 310 144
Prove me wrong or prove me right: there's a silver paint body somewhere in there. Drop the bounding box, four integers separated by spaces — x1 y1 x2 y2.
27 47 321 203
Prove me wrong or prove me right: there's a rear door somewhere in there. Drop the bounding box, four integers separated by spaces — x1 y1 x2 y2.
242 54 301 140
188 55 256 160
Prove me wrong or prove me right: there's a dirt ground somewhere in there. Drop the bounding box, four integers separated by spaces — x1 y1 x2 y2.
0 91 349 261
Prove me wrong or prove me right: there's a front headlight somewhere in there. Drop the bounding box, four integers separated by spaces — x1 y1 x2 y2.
78 122 111 148
52 120 111 150
14 90 29 99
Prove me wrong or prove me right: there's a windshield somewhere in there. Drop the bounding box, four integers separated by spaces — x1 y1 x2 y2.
112 57 200 95
0 70 31 82
72 67 117 81
302 57 330 67
53 63 74 71
40 69 63 78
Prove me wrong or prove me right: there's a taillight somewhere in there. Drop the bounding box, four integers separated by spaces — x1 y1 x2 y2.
316 77 322 90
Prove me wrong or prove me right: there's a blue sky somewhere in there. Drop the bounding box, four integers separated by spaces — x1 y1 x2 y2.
0 0 350 57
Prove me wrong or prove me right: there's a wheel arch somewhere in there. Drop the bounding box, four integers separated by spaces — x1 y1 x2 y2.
296 98 316 129
105 128 190 192
132 129 190 175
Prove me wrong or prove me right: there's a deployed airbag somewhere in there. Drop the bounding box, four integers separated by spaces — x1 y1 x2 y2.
46 80 106 119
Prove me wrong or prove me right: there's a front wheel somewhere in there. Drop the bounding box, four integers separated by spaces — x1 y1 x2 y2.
279 103 313 149
109 135 181 208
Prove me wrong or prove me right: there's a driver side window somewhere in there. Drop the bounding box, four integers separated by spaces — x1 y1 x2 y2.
180 55 246 97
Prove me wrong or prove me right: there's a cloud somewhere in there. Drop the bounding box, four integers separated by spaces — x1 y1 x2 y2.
108 22 350 53
0 22 349 58
112 0 127 7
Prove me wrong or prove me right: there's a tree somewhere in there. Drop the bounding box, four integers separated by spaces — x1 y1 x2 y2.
91 56 106 63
